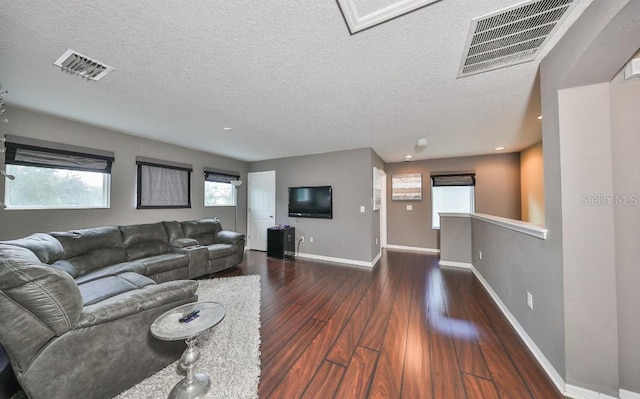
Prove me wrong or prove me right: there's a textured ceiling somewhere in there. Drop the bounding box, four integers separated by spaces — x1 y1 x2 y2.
0 0 589 162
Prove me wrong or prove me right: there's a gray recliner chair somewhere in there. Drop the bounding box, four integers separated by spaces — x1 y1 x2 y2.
0 244 198 399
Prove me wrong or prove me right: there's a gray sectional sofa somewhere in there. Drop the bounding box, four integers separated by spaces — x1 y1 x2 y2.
0 218 245 399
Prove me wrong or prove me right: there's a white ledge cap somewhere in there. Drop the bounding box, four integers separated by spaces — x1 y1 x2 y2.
439 212 548 240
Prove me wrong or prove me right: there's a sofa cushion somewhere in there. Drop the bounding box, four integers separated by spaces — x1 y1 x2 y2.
49 259 79 278
139 253 189 276
76 280 198 329
78 272 155 306
163 221 185 242
182 219 221 246
121 223 169 261
170 238 199 249
74 261 146 284
216 230 245 245
206 244 236 260
0 233 64 264
50 227 126 276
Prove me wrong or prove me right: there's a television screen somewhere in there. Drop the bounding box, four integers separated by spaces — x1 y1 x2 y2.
288 186 332 219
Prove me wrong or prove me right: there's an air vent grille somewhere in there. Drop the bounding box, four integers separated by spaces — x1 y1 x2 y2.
457 0 577 78
53 49 113 81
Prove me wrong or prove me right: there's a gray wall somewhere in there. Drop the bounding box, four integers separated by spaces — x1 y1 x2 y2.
0 106 248 240
540 0 639 395
557 83 619 394
249 148 378 263
471 218 564 372
439 215 471 264
385 153 521 249
611 69 640 394
451 2 640 394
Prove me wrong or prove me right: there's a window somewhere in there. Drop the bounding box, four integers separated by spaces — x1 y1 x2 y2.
431 173 475 229
204 168 240 207
137 157 192 209
3 135 113 209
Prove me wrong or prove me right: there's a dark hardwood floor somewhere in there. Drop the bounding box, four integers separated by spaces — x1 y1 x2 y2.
216 249 563 399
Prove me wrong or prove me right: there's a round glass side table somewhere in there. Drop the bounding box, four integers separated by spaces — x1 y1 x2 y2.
151 301 226 399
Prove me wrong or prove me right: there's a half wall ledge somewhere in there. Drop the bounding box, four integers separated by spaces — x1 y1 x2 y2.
470 213 548 240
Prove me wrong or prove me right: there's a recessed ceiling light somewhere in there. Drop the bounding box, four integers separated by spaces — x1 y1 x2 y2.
223 127 233 131
416 138 428 147
537 115 542 120
405 155 413 161
494 146 506 151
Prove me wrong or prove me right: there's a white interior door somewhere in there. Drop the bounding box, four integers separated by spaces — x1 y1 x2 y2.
247 171 276 251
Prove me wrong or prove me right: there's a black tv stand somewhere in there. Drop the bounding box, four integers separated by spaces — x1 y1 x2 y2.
267 226 295 259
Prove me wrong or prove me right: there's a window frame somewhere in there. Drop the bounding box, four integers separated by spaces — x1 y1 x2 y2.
431 173 476 230
204 181 237 207
203 168 240 208
3 134 114 210
136 158 192 209
4 164 112 210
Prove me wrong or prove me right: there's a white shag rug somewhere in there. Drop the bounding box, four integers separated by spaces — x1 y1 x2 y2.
115 275 261 399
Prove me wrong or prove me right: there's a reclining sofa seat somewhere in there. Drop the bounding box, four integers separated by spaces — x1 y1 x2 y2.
0 218 245 399
164 218 245 276
0 240 197 399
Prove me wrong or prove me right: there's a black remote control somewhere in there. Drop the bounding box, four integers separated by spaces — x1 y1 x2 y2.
179 309 200 323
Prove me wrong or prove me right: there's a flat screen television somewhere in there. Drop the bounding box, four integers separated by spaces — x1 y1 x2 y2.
288 186 333 219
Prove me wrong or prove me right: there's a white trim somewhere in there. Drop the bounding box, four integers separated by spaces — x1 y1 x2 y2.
565 384 618 399
372 250 382 267
385 244 440 253
620 389 640 399
472 213 548 240
438 260 472 269
469 264 566 394
439 212 471 218
337 0 439 34
297 252 374 268
471 264 624 399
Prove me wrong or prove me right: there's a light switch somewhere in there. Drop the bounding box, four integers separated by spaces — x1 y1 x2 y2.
406 205 413 211
360 205 365 213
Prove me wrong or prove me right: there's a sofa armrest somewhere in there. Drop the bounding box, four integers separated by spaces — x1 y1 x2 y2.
74 280 198 329
169 238 200 249
216 230 245 245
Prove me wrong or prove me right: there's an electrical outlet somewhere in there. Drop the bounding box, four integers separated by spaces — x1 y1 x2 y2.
360 205 365 213
527 292 533 309
300 236 305 243
309 237 314 243
406 205 413 211
376 238 379 245
479 250 483 260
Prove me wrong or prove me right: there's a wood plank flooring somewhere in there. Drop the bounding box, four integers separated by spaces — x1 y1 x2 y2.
216 249 563 399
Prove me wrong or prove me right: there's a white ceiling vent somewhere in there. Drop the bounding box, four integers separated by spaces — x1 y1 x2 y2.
53 49 113 81
457 0 577 78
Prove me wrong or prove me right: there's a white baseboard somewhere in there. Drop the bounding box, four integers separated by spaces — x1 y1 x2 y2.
470 263 626 399
565 384 618 399
385 244 440 253
469 264 566 394
620 389 640 399
372 250 382 267
438 260 472 269
297 252 375 268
